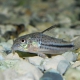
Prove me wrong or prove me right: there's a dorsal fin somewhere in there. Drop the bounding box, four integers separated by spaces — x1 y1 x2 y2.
41 24 61 33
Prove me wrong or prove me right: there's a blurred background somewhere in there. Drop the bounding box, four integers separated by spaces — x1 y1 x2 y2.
0 0 80 41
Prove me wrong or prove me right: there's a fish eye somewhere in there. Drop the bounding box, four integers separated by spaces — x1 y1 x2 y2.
21 39 25 43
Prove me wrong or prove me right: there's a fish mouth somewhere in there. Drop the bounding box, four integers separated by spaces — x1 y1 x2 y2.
11 46 21 54
11 44 27 52
11 43 20 51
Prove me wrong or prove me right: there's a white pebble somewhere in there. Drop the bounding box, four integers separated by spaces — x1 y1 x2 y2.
42 55 66 70
62 52 78 62
14 60 43 80
28 56 44 66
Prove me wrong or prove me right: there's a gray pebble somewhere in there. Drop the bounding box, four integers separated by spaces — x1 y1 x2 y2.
62 52 78 62
0 55 4 60
40 69 63 80
57 60 71 75
0 42 12 54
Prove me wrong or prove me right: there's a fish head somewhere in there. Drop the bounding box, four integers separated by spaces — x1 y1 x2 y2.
12 35 30 52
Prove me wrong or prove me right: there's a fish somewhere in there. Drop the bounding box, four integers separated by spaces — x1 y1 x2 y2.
12 25 75 58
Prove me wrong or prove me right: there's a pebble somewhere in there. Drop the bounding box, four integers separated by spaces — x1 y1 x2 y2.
0 68 35 80
28 56 44 71
0 42 12 54
0 14 8 23
0 59 20 71
65 68 80 80
0 55 4 60
0 69 19 80
73 61 80 71
0 36 6 42
72 61 80 68
0 24 16 35
40 69 63 80
0 45 5 53
42 55 66 70
0 45 7 59
19 25 38 37
36 23 52 32
62 52 78 62
76 66 80 71
28 56 44 66
0 59 43 80
57 60 71 75
14 73 35 80
57 14 72 27
5 52 21 59
14 60 43 80
77 54 80 61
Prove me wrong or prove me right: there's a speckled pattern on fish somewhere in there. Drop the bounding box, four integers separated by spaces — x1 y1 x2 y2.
12 32 75 58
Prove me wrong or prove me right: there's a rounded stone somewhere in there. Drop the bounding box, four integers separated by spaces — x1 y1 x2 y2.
14 60 43 80
57 60 71 75
40 69 63 80
65 68 80 80
43 55 66 70
62 52 78 62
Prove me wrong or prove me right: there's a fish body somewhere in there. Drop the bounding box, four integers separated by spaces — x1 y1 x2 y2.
12 32 75 58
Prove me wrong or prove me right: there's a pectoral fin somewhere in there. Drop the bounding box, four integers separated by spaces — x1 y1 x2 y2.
37 53 47 58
